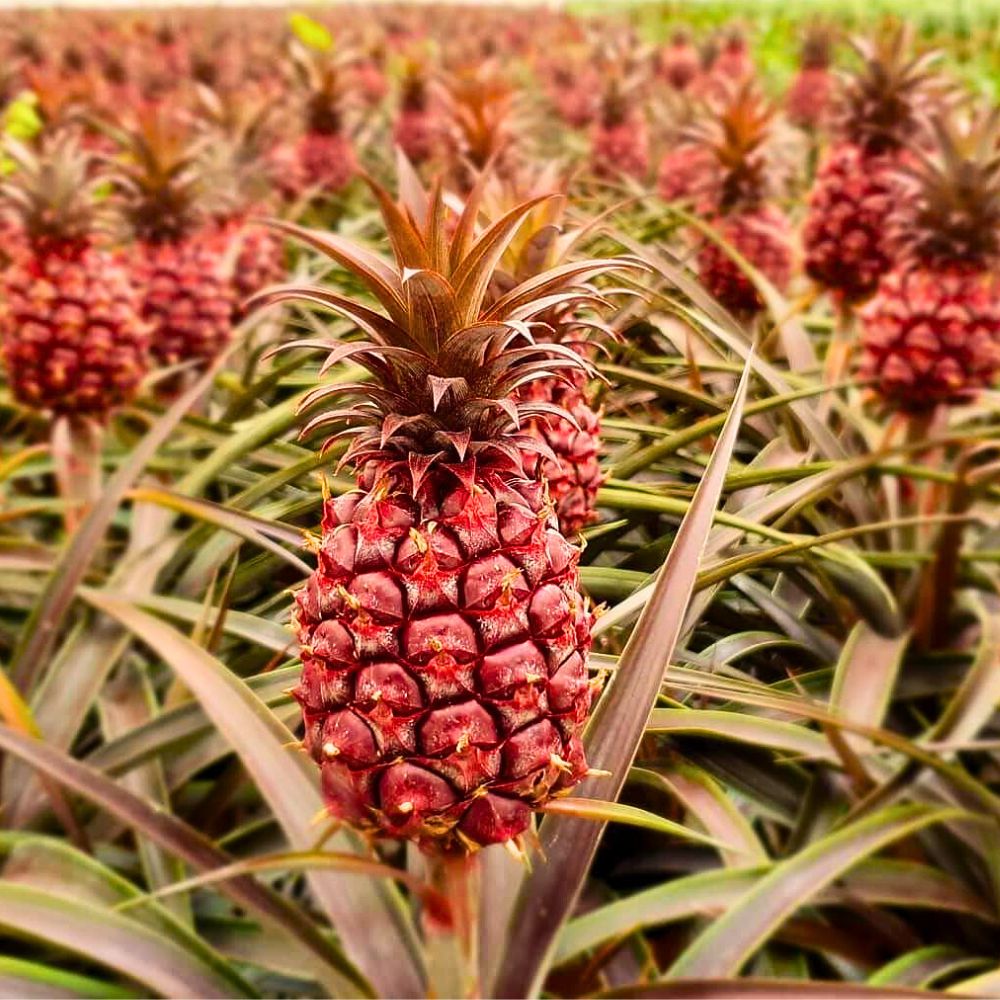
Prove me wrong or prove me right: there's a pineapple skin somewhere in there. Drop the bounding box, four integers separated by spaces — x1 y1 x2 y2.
697 206 793 317
860 267 1000 411
0 247 149 418
134 235 236 367
293 455 594 854
803 143 902 303
519 376 604 537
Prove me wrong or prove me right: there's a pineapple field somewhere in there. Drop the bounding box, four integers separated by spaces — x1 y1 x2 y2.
6 2 1000 997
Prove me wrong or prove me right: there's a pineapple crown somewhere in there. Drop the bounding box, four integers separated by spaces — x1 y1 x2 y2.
0 132 110 253
685 81 775 211
800 22 835 69
107 106 211 243
399 58 431 111
195 84 278 210
251 154 641 473
836 23 941 154
289 44 355 136
441 64 515 171
892 108 1000 269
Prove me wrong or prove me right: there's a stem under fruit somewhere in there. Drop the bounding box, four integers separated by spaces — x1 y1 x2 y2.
51 414 104 534
423 852 482 1000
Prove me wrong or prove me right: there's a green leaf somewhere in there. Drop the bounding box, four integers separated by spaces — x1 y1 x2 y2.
665 805 966 979
0 956 140 999
0 884 245 998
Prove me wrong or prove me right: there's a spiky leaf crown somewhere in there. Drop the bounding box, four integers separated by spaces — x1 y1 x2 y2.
109 108 211 243
0 133 109 251
441 65 515 170
685 81 775 211
800 23 835 69
252 157 639 471
892 109 1000 269
836 24 940 154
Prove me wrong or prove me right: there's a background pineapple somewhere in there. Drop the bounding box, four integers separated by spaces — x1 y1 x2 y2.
0 134 148 419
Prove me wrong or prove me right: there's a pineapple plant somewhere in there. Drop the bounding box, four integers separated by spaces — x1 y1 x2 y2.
688 83 793 317
658 28 700 91
392 58 440 166
0 134 148 419
591 74 649 182
481 165 613 536
786 23 835 131
276 46 358 201
254 169 637 853
861 110 1000 411
195 86 286 315
803 25 940 304
544 58 598 129
111 108 236 368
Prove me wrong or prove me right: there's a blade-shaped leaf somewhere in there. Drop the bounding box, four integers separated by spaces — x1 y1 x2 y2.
665 804 964 979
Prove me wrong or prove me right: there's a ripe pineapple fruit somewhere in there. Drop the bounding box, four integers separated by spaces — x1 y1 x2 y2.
392 58 440 166
785 23 835 130
803 25 940 303
274 46 357 201
591 75 649 181
481 165 613 536
0 135 148 419
111 108 236 368
256 171 637 853
688 83 793 317
861 110 1000 411
195 86 286 314
658 28 700 91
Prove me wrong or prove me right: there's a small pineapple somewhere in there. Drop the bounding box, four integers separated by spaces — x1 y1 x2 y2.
687 83 793 317
254 168 637 853
392 59 440 166
658 28 700 91
803 25 940 303
785 23 835 131
0 135 148 419
111 108 236 368
481 165 614 536
861 110 1000 411
591 74 649 182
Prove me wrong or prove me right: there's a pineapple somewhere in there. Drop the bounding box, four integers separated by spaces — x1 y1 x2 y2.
687 83 793 317
392 59 440 166
195 86 286 315
803 25 939 303
861 110 1000 411
785 23 835 130
711 26 754 84
111 108 236 368
544 59 598 129
276 46 357 201
0 135 148 419
481 166 612 536
254 169 637 853
591 74 649 182
658 28 700 92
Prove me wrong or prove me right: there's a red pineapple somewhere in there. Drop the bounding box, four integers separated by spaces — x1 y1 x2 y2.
786 24 835 130
392 59 440 165
659 28 700 91
861 110 1000 411
481 164 622 535
195 86 286 315
0 135 148 419
111 108 235 368
251 169 638 854
279 45 357 200
544 59 598 128
688 83 793 317
803 25 940 304
591 75 649 181
711 27 754 84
